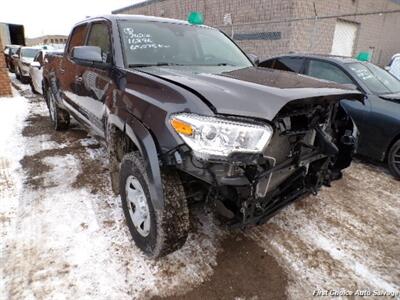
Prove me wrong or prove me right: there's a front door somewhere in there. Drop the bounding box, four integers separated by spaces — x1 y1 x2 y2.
77 21 114 137
60 23 91 126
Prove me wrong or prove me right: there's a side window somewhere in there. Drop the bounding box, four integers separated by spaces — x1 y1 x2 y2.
33 52 41 63
307 60 353 84
87 22 112 63
259 59 276 68
38 52 44 65
67 24 88 56
274 57 305 73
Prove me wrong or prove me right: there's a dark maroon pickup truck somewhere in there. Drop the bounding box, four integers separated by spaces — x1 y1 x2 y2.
43 14 363 258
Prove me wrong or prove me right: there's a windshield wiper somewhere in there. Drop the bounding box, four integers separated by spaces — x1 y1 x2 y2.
129 62 183 68
216 63 237 66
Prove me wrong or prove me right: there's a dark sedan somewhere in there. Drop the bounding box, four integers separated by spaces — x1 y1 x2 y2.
259 54 400 179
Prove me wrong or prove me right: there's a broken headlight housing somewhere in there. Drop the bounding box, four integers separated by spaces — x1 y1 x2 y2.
170 113 273 160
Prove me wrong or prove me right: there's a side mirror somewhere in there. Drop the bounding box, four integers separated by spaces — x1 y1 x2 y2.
384 66 390 71
248 54 260 66
31 61 41 69
12 54 18 59
72 46 103 64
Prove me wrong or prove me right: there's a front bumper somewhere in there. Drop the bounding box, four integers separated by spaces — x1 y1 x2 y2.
170 145 340 226
165 102 358 227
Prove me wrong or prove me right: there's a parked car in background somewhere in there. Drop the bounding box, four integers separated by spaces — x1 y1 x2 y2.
29 49 63 94
3 45 20 72
386 54 400 80
43 15 363 258
14 46 47 83
259 54 400 179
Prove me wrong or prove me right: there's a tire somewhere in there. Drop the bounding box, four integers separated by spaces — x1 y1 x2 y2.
21 75 30 84
120 152 189 258
46 87 70 131
388 139 400 179
30 81 38 94
16 67 21 80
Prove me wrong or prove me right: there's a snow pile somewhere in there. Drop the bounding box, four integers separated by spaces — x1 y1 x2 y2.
0 95 29 298
1 91 222 299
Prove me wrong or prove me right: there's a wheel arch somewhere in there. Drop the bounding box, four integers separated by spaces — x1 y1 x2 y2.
386 132 400 161
107 114 165 211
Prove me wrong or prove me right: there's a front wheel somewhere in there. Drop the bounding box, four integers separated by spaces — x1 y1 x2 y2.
30 81 38 94
16 67 21 80
388 140 400 179
46 87 70 131
120 152 189 258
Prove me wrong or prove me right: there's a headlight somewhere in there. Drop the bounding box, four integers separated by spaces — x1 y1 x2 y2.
170 113 273 160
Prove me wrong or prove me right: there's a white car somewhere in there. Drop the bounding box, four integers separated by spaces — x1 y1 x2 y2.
29 49 64 94
14 46 44 83
387 54 400 80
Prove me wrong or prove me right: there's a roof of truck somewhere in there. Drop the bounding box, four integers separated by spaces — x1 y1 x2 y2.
75 14 212 29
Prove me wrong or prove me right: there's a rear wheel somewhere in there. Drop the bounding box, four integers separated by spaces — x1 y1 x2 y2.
388 140 400 179
46 87 70 131
120 152 189 258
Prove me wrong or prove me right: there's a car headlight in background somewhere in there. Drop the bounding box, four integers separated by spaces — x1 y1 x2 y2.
170 113 273 160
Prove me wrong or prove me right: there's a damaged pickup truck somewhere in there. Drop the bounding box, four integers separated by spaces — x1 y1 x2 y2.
43 14 363 258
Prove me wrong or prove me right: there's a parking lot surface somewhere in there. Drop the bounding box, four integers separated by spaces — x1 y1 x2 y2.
1 77 399 300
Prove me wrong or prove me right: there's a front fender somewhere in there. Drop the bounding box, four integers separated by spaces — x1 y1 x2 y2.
125 116 165 211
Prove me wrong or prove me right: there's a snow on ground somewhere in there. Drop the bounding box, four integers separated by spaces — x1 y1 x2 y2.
0 81 223 299
1 77 399 300
0 92 30 298
248 162 400 299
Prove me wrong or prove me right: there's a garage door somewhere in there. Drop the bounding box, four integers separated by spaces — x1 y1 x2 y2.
331 20 358 57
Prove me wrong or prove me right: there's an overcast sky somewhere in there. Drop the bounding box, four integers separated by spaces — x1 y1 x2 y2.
0 0 143 38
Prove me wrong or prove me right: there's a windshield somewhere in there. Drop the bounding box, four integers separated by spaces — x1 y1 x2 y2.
347 62 400 95
21 48 40 58
10 47 19 55
118 20 252 68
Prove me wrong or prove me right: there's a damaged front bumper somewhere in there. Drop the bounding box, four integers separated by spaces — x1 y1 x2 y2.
166 101 358 227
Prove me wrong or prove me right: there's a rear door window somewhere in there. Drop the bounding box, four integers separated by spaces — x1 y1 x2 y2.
67 24 88 56
273 57 305 73
306 59 353 84
259 59 276 68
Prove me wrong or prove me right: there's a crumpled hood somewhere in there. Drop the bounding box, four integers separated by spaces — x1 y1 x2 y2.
138 66 363 120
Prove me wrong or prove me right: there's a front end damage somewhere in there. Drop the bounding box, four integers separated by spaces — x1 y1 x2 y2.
166 97 358 227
